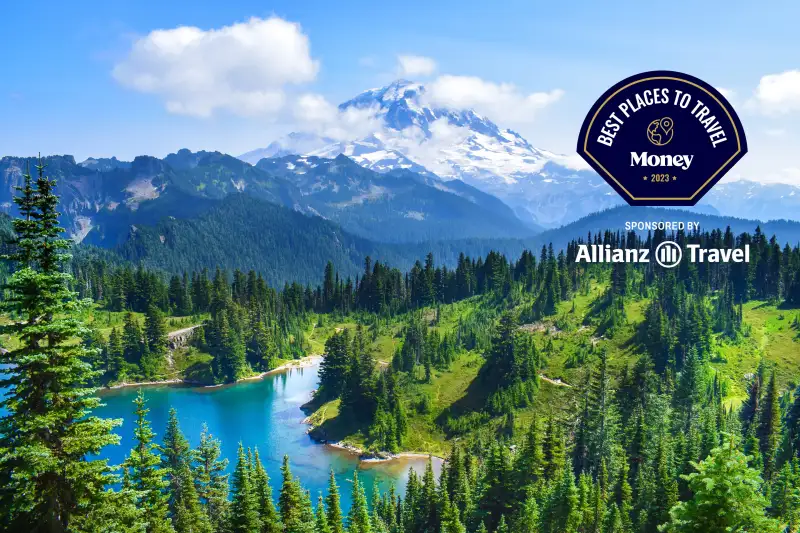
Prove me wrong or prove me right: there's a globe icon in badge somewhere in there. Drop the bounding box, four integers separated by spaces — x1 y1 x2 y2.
647 117 674 146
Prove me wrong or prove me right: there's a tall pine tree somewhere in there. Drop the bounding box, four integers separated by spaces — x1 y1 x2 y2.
0 161 123 532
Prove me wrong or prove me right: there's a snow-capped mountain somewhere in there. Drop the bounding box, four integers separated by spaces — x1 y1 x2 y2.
317 80 566 184
311 134 432 175
240 80 800 227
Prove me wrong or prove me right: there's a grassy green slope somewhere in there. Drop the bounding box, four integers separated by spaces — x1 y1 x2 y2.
305 279 800 456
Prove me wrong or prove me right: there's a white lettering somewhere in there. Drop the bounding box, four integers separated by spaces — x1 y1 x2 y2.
630 152 693 170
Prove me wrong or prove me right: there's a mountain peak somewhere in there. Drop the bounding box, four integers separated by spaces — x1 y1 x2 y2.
346 79 422 107
338 79 509 139
131 155 168 174
80 156 131 172
377 79 424 101
339 79 428 132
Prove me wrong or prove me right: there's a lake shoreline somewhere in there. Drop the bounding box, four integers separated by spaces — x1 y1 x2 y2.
104 354 322 390
314 436 445 464
104 354 445 466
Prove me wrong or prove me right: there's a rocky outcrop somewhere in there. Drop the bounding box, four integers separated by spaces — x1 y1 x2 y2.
168 325 199 350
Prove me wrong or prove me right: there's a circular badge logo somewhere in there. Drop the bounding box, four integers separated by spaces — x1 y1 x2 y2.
654 241 682 268
577 71 747 206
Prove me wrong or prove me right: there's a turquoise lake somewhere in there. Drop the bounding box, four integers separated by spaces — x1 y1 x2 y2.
94 363 441 512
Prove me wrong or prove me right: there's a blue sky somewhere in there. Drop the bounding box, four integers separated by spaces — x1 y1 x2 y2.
2 0 800 184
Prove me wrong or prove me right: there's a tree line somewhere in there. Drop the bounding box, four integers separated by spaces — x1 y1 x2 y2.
2 161 800 532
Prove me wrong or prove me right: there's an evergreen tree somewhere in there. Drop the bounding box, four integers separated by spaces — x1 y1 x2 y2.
193 424 230 533
161 409 190 513
0 161 124 531
142 304 168 378
68 485 144 533
172 461 212 533
279 455 308 533
107 326 125 381
660 438 780 532
230 444 260 533
758 372 781 481
588 348 619 475
740 374 762 438
788 383 800 460
160 409 210 533
440 496 466 533
252 448 281 533
605 503 624 533
122 390 173 533
123 312 146 367
543 417 565 482
541 465 580 533
514 415 544 496
326 470 345 533
512 494 539 533
247 321 277 372
347 471 372 533
771 459 800 531
315 494 332 533
771 459 800 530
297 490 317 533
495 515 509 533
319 330 351 401
478 443 515 530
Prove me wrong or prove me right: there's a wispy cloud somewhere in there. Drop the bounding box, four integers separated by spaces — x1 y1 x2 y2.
397 55 437 77
293 93 382 141
423 75 563 125
113 17 319 118
746 70 800 115
716 87 735 100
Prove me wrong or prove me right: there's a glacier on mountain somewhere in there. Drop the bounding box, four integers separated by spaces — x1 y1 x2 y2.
239 80 800 227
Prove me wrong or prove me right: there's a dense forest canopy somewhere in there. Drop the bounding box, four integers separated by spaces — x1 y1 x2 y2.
1 161 800 532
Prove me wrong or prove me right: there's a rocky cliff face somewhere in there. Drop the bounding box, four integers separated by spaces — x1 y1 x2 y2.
168 325 199 351
0 148 539 246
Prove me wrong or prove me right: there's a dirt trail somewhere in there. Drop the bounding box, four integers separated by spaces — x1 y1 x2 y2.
539 374 571 387
168 325 200 339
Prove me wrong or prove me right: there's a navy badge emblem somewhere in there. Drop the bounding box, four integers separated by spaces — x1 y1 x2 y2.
577 71 747 205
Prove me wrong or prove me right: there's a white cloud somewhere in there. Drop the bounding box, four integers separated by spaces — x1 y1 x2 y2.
423 75 563 124
747 70 800 114
397 55 437 77
294 94 337 123
293 93 382 141
716 87 735 100
548 153 592 171
381 119 472 176
113 17 319 118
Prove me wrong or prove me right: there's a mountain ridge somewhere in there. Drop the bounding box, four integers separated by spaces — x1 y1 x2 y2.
86 196 800 287
0 149 538 246
238 79 800 227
